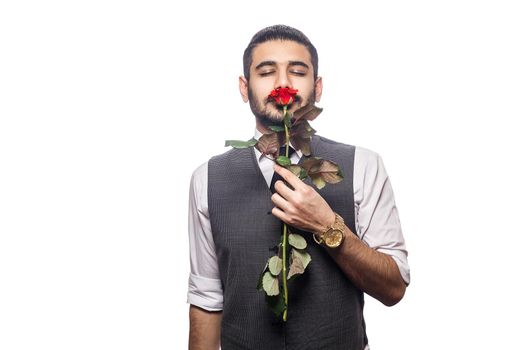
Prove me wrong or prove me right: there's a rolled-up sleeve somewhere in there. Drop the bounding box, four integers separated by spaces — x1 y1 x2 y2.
354 147 410 285
187 162 223 311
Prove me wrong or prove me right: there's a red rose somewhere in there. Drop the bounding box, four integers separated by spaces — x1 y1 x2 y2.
269 87 298 106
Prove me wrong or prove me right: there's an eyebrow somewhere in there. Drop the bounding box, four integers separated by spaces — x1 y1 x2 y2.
255 60 310 70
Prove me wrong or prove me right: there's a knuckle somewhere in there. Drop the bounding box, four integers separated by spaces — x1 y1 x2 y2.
303 186 313 195
290 199 301 210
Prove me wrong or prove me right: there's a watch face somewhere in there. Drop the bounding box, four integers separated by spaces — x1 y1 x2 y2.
325 229 344 248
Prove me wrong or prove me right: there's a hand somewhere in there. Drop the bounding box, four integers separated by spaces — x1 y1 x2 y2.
271 164 335 233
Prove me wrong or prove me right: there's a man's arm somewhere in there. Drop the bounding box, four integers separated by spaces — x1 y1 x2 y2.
187 163 224 348
271 164 406 306
189 305 222 350
325 224 406 306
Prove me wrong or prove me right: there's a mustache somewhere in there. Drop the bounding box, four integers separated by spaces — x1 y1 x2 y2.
265 95 302 104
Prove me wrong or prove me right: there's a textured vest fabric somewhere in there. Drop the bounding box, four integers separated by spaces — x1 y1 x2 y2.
208 135 367 350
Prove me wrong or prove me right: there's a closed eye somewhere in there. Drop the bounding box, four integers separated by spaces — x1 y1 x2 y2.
259 71 306 77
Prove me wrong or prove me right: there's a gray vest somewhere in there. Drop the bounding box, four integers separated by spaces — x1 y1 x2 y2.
208 135 367 350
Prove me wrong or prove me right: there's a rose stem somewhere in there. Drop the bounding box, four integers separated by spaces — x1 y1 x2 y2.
282 104 290 322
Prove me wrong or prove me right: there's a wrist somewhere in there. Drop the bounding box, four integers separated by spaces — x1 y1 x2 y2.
316 210 335 233
313 211 345 248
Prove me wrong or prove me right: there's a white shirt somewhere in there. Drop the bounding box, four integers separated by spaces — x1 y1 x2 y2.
187 130 410 312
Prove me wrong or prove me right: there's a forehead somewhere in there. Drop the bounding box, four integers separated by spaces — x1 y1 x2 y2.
251 40 312 69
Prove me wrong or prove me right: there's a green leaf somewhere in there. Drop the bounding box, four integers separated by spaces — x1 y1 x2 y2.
288 233 307 249
266 292 286 317
292 104 323 122
287 164 307 180
292 248 311 270
268 125 285 132
268 256 282 276
311 176 326 189
257 261 269 291
299 168 308 180
262 271 279 296
276 156 291 166
224 138 258 148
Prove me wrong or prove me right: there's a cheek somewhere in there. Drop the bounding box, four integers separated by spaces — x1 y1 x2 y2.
293 81 314 95
250 81 273 99
298 88 314 101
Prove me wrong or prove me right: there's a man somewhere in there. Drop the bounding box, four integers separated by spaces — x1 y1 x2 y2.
187 25 410 350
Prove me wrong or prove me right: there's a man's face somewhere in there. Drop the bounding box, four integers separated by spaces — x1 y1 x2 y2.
240 40 322 124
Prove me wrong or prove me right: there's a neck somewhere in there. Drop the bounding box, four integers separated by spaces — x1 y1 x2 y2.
255 118 273 134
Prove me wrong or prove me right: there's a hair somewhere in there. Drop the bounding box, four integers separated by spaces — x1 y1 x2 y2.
243 24 318 82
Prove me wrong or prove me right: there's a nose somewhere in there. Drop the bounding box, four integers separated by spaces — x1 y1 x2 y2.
275 67 292 89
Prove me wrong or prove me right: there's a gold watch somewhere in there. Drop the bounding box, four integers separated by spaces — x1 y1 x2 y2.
313 212 345 248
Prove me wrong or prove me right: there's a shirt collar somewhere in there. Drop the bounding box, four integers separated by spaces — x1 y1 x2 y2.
253 128 303 162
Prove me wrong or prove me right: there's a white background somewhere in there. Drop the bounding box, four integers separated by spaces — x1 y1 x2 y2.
1 0 524 349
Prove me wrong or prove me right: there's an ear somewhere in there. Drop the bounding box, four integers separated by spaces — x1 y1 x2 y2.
314 76 323 102
239 76 249 103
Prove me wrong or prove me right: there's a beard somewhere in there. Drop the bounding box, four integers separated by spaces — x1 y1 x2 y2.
248 88 316 128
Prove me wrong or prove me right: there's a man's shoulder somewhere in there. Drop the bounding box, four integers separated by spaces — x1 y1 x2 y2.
315 135 383 169
315 135 380 159
209 146 242 161
355 145 381 163
190 160 208 188
315 134 354 149
353 146 388 182
207 146 254 170
191 147 249 179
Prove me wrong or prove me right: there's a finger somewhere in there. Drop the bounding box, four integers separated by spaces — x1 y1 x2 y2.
274 179 295 200
271 206 289 224
273 164 304 189
271 192 292 212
